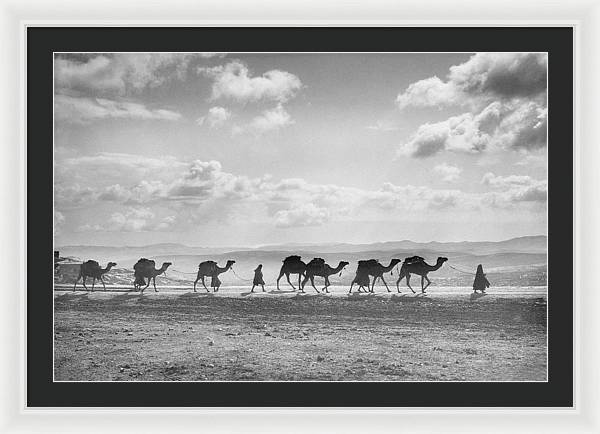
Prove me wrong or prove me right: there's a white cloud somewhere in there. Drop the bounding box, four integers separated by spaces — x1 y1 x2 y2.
199 61 302 103
55 95 182 124
196 106 231 128
433 163 462 182
397 100 547 158
77 207 176 232
245 104 294 133
54 210 65 236
366 120 399 132
56 154 547 233
396 53 547 110
55 53 201 96
482 172 547 203
274 203 330 228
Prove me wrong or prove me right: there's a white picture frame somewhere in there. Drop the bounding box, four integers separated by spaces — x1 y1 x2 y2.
1 0 596 432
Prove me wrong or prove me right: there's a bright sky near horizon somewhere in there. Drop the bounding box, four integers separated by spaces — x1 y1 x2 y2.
54 52 548 247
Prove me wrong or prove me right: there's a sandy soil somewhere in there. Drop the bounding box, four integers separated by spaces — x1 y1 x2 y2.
54 287 547 382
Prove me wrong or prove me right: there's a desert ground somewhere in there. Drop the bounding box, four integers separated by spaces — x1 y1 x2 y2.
54 286 547 382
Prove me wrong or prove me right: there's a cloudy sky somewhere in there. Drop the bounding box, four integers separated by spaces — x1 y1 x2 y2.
54 52 547 247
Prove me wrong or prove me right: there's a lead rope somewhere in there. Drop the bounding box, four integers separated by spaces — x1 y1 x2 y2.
448 265 476 275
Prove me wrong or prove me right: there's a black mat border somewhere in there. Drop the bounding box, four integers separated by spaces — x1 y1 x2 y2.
27 26 573 407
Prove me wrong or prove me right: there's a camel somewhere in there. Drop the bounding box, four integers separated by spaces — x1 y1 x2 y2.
208 260 235 292
133 258 172 293
193 260 235 292
349 259 401 293
301 259 349 293
73 260 117 291
276 255 307 290
395 256 448 293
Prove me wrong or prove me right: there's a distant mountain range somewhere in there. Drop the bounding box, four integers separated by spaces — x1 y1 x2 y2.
57 235 547 262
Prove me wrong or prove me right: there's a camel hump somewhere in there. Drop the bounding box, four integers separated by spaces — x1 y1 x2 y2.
308 258 325 266
404 256 425 264
283 255 302 263
199 260 217 268
358 259 379 267
84 259 100 268
134 258 155 271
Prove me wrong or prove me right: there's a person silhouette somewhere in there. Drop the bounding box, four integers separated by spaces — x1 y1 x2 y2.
252 264 265 292
472 264 490 293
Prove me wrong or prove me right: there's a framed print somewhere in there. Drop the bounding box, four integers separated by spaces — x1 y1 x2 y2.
26 25 571 406
3 1 595 429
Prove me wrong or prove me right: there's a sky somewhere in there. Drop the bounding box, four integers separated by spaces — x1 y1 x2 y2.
54 52 548 247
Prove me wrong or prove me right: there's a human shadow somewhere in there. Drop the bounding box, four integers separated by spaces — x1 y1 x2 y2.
269 289 296 294
470 292 488 302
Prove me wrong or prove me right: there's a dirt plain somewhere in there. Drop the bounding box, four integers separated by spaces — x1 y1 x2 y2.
54 288 547 382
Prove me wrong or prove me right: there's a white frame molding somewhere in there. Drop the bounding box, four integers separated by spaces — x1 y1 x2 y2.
1 0 596 432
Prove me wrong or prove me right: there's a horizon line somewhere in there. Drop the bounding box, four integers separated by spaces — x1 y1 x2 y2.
55 234 548 250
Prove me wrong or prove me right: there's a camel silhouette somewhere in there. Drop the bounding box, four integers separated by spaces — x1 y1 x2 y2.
276 255 307 290
193 260 235 292
349 259 401 293
133 258 172 293
395 256 448 293
73 260 117 291
208 260 235 292
301 259 349 293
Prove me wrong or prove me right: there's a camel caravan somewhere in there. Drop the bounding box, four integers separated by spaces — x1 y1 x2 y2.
70 254 450 294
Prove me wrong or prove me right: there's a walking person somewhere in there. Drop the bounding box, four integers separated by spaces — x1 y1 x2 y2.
472 264 490 293
252 264 266 292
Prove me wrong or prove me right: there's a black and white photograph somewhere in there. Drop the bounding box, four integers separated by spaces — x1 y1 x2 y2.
52 50 549 383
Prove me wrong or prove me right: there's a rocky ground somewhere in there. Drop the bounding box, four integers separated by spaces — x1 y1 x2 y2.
54 289 547 381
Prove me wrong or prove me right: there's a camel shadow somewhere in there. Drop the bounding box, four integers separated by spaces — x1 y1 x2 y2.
179 292 215 299
470 292 488 301
269 289 296 294
107 292 146 303
347 292 377 300
290 293 322 300
54 292 90 302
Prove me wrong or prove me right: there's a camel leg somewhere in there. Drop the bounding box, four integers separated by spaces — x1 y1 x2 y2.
73 274 81 291
285 273 296 290
91 277 96 292
193 274 199 292
201 276 209 292
300 274 310 291
82 276 88 291
323 276 330 293
405 274 416 294
100 276 106 291
298 274 303 291
422 275 431 292
395 270 405 293
154 277 158 292
276 269 285 290
310 277 320 294
261 284 265 292
370 276 378 293
251 284 255 293
380 276 391 292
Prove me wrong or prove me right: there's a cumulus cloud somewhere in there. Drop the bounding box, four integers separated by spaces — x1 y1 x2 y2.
274 203 330 228
196 106 231 128
56 154 547 234
55 94 182 124
233 104 294 134
55 53 202 96
482 172 547 203
397 100 547 158
198 61 302 103
54 210 65 236
396 53 547 110
78 207 176 232
433 163 462 182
